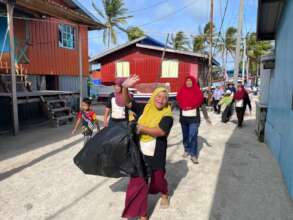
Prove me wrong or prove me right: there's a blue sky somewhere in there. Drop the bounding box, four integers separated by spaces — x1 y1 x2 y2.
82 0 258 68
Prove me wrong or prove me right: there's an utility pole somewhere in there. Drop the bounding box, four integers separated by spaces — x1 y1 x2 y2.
7 1 19 135
78 26 83 106
246 57 250 84
241 37 246 84
233 0 244 85
208 0 214 86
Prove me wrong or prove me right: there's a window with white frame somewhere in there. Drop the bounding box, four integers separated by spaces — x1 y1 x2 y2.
161 60 179 78
58 24 75 49
116 61 130 77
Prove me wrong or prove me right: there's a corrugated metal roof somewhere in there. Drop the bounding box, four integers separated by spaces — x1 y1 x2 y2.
90 35 220 66
136 44 220 66
137 43 211 59
89 36 147 63
1 0 105 29
257 0 285 40
66 0 103 26
89 36 168 62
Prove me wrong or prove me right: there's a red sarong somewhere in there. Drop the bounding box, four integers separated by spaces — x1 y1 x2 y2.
122 170 168 218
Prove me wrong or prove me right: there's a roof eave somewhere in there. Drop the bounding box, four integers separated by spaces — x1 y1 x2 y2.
1 0 105 29
90 40 220 66
89 36 147 63
256 0 285 40
136 44 208 58
69 0 105 30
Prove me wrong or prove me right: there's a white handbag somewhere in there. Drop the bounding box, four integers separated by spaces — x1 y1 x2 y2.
235 100 244 107
140 139 156 156
182 109 197 117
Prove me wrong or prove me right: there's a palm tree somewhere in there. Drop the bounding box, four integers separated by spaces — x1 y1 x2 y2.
192 22 217 53
204 22 216 47
92 0 132 47
224 27 237 58
127 26 145 41
213 27 237 80
169 31 189 50
192 34 206 53
246 32 272 76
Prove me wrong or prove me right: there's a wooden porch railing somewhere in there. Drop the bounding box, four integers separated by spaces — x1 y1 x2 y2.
0 60 28 76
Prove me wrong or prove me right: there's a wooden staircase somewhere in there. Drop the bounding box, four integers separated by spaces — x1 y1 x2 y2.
0 71 76 128
41 96 74 127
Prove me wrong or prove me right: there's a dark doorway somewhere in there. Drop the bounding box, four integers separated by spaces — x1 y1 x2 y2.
46 76 58 90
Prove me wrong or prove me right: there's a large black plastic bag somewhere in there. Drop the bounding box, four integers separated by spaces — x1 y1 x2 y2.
221 104 233 123
73 123 145 178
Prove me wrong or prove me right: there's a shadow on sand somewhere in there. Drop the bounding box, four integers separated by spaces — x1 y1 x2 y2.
0 137 83 181
208 119 293 220
109 160 189 219
0 118 102 162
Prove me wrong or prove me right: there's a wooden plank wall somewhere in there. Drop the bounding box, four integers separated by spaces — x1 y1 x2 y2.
100 46 200 92
12 18 89 76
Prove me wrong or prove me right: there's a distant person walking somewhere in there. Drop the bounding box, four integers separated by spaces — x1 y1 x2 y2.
212 86 224 114
227 83 236 95
234 84 252 127
72 98 100 143
121 75 173 220
219 90 234 123
104 78 129 128
176 76 211 164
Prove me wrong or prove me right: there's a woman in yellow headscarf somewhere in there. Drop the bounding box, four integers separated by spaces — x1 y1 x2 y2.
121 75 173 220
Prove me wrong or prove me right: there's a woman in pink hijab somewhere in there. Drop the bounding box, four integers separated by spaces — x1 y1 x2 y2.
103 78 130 127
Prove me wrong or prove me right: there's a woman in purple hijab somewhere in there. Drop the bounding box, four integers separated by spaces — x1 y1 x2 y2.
103 78 130 127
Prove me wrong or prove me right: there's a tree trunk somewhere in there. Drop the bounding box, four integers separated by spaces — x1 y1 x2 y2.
108 29 111 48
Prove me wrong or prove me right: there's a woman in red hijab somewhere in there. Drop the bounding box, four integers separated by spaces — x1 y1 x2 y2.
176 76 211 164
234 84 252 127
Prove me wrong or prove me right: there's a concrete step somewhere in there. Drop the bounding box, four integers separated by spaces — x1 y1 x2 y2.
50 107 71 113
46 99 66 104
52 114 74 121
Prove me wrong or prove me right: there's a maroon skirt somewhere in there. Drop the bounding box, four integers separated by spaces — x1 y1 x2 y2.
122 170 168 218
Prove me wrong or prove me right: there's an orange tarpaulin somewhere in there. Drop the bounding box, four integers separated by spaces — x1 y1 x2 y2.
91 71 101 79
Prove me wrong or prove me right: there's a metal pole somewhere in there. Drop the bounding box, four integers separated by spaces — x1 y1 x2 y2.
7 2 19 135
246 57 250 83
208 0 214 86
233 0 244 85
160 33 170 64
222 46 225 81
157 33 170 84
242 37 246 84
78 26 83 106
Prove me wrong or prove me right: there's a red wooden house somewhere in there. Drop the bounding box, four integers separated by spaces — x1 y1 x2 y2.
0 0 103 93
0 0 104 132
90 36 219 92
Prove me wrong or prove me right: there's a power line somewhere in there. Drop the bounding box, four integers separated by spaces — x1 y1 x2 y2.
128 0 171 14
88 0 171 15
0 10 240 58
212 0 229 56
0 13 239 40
138 0 199 27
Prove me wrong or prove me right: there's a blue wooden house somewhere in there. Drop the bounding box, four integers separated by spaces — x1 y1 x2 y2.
257 0 293 200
